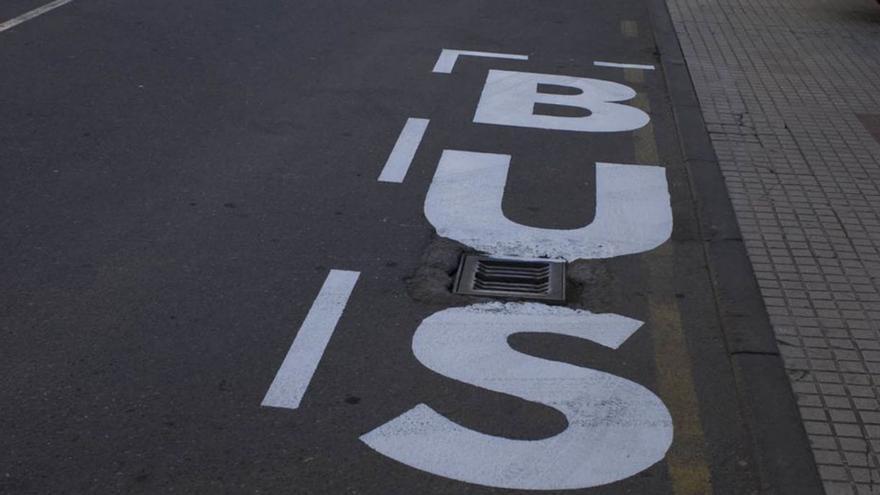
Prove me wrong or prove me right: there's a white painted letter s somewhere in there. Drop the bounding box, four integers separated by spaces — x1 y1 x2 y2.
361 303 673 490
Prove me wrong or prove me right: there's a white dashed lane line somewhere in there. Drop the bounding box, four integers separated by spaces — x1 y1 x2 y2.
261 270 360 410
0 0 74 34
378 118 430 183
594 61 656 70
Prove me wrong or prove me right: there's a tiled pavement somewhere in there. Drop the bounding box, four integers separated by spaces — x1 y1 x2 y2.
662 0 880 492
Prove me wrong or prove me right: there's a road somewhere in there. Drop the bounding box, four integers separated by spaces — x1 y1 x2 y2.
0 0 822 493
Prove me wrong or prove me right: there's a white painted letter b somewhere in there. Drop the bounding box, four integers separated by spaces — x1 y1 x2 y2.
474 69 649 132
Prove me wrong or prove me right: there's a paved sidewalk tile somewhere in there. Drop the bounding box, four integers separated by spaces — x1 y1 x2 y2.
663 0 880 492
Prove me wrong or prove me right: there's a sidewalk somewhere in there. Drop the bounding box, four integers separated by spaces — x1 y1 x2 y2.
664 0 880 492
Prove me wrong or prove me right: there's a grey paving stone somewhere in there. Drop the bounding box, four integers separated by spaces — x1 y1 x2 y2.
665 0 880 490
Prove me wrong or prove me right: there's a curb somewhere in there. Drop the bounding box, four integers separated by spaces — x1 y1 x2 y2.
645 0 825 493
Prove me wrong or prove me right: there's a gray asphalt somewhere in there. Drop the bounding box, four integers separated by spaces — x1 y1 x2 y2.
0 0 822 493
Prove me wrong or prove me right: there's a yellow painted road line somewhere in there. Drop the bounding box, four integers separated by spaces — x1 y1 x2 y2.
632 94 659 163
624 67 646 84
628 71 714 494
645 245 714 495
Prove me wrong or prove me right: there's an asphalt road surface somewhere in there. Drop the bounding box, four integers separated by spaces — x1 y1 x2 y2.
1 0 823 494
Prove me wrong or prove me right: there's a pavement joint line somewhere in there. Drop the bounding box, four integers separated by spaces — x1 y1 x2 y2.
378 118 429 183
261 269 360 410
729 350 781 356
0 0 74 33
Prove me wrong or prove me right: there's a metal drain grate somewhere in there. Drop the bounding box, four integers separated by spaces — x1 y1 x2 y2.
453 254 566 302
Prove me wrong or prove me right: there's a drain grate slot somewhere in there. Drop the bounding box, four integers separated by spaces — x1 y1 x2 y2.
453 254 565 302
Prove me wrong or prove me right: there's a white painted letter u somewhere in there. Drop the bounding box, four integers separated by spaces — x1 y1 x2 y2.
423 150 672 261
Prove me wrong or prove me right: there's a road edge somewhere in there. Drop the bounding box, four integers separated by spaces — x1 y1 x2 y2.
645 1 825 493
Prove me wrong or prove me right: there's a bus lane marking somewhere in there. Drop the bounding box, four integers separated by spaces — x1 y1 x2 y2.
259 42 695 492
378 118 430 183
262 270 360 410
360 60 681 490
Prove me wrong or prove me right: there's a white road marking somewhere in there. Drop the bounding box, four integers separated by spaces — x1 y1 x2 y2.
424 150 672 261
594 61 656 70
261 270 360 410
0 0 75 33
378 118 430 183
432 49 528 74
361 302 673 490
474 69 649 132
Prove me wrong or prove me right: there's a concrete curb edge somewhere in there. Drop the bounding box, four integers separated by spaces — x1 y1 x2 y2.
645 0 825 493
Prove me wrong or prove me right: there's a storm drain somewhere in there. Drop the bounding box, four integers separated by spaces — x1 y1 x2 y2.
453 254 566 302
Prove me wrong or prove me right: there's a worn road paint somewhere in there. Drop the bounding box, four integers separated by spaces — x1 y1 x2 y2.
423 150 672 260
594 61 656 70
473 69 649 133
361 302 673 490
378 118 429 183
621 20 639 38
262 270 359 409
0 0 74 33
624 68 646 84
432 49 528 74
631 94 658 161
